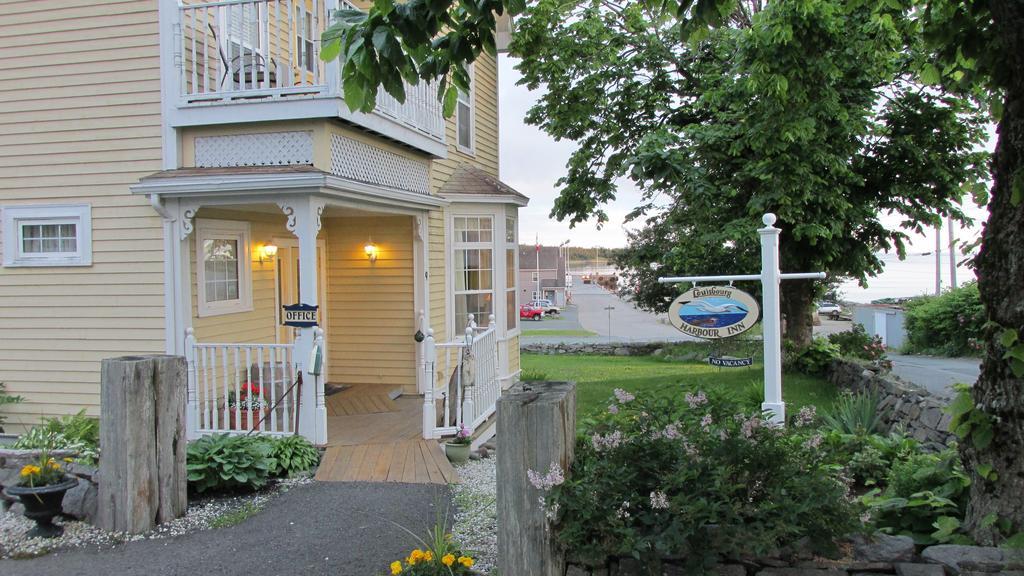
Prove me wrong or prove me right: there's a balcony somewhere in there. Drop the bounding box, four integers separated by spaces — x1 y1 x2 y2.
171 0 446 155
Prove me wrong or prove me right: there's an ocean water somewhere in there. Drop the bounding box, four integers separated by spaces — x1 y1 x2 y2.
839 252 976 303
679 312 748 328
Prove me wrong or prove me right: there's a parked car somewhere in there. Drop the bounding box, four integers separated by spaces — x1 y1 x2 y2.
528 299 561 315
519 304 545 321
816 301 843 320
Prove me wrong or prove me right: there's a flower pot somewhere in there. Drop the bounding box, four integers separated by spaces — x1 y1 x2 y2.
4 477 78 538
445 442 471 464
222 408 267 431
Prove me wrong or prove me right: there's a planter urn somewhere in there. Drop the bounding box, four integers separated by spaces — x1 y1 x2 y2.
445 442 471 464
4 477 79 538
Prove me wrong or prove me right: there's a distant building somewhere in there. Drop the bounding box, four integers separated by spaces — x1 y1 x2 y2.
853 304 907 349
519 245 568 305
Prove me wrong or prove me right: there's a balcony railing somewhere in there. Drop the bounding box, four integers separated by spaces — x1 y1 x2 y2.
175 0 445 142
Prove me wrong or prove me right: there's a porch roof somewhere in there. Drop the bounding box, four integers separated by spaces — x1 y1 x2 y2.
130 165 448 213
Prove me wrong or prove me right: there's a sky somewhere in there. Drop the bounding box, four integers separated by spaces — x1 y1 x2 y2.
496 55 993 304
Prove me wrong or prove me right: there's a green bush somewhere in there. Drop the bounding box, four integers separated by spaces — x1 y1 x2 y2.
820 389 885 436
186 434 274 493
861 449 971 544
785 338 841 375
265 435 320 477
12 410 100 465
0 383 23 430
903 282 984 356
544 388 859 572
828 325 887 362
820 430 919 487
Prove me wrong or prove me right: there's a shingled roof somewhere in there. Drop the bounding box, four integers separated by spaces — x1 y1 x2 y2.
437 163 529 204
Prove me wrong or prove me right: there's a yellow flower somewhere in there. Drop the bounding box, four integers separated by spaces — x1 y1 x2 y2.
390 561 403 575
407 549 424 565
423 551 433 562
19 465 40 477
63 457 74 463
458 556 474 568
442 554 455 567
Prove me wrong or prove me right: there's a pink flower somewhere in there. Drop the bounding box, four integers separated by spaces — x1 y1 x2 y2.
795 405 816 427
650 491 669 510
803 434 823 449
700 414 713 430
741 416 761 439
591 431 624 452
685 391 708 408
527 463 565 491
613 388 635 404
607 404 619 415
662 423 681 440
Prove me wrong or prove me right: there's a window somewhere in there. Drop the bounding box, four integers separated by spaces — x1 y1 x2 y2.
453 216 493 330
296 6 315 73
196 219 252 317
456 65 474 153
2 204 92 267
531 271 539 281
505 215 517 332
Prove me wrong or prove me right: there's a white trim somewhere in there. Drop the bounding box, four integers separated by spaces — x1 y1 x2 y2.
195 218 253 317
456 63 475 155
1 204 92 267
436 192 528 207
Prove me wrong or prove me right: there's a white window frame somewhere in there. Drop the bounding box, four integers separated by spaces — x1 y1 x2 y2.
455 64 475 155
196 219 253 317
504 214 519 336
452 214 494 331
2 204 92 267
295 5 315 73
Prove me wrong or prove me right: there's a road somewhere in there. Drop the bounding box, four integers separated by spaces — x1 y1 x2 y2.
887 353 980 399
568 277 698 343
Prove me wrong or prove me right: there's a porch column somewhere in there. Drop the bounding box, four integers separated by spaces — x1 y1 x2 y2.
279 196 327 444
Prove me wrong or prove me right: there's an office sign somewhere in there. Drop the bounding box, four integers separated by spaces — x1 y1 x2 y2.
283 303 318 327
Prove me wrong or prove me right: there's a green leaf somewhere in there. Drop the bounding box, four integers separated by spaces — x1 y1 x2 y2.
1003 532 1024 550
321 38 342 63
920 63 941 85
507 0 526 16
442 84 458 118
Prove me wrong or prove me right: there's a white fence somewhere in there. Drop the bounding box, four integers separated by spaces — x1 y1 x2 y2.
423 315 501 438
174 0 445 142
185 329 301 437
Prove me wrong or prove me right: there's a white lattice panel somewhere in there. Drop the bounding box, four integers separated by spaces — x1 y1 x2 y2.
329 134 430 194
195 132 314 167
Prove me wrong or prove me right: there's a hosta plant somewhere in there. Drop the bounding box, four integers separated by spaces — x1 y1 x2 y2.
186 434 274 493
265 434 320 477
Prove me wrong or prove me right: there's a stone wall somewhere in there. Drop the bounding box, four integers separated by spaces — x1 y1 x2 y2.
521 342 673 357
826 359 955 451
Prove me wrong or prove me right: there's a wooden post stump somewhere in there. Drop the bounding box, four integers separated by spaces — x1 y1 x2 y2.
98 355 187 533
497 381 576 576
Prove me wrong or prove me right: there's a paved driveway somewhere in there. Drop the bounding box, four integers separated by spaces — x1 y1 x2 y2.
0 482 450 576
887 354 980 400
568 278 698 343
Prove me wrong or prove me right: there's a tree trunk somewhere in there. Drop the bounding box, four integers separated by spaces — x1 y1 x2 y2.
780 280 815 347
961 0 1024 544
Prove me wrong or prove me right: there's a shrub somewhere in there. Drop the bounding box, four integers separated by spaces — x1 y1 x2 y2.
861 449 971 544
785 338 841 375
543 388 859 572
828 325 887 362
12 410 100 465
820 389 885 436
519 369 549 381
186 434 274 493
0 383 23 430
903 282 984 356
820 430 920 487
265 434 320 477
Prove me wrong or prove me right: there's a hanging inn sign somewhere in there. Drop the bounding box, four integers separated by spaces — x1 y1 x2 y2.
659 214 825 424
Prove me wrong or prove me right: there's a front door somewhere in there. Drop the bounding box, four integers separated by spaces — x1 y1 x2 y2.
275 238 328 376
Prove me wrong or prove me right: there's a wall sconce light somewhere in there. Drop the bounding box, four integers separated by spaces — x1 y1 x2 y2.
364 241 378 263
259 243 278 263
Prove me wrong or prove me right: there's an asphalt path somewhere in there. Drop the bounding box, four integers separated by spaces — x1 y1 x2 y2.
0 482 450 576
887 353 980 400
567 278 698 343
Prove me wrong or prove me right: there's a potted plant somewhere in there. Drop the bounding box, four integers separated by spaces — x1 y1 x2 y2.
444 424 472 464
224 382 266 431
3 453 78 537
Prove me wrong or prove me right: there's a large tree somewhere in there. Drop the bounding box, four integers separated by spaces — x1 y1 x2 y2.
323 0 1024 538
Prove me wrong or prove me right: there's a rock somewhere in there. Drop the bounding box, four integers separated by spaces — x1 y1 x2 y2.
615 557 643 575
853 534 916 563
652 348 665 357
613 348 630 357
62 476 98 522
567 565 591 576
715 565 747 576
756 569 847 576
895 563 945 576
921 545 1004 575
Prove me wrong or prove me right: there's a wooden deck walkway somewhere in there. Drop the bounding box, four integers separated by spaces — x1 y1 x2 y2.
315 384 458 484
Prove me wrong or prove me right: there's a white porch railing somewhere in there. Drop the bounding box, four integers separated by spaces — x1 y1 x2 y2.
422 315 501 439
174 0 445 142
185 328 301 437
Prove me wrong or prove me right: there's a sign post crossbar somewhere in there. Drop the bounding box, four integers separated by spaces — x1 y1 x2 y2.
658 214 825 425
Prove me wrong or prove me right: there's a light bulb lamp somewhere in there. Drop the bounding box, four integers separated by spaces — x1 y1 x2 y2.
364 242 378 263
259 243 278 263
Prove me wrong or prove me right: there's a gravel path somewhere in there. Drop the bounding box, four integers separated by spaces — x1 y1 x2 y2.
0 481 451 576
451 456 498 575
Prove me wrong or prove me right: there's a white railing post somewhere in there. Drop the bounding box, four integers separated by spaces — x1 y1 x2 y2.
313 327 327 442
758 214 785 424
184 328 199 439
422 328 437 439
461 325 476 427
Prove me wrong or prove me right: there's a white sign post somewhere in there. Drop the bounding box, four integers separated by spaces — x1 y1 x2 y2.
658 214 825 425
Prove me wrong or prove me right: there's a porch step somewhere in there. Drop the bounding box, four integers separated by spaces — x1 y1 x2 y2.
315 440 458 485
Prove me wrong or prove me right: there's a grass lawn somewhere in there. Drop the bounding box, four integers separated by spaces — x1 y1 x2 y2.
520 353 838 421
521 329 598 337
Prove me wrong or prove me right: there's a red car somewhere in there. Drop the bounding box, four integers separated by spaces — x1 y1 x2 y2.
519 304 544 321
